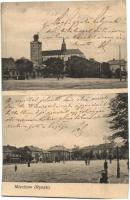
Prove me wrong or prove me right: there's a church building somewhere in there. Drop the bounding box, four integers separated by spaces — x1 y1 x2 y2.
30 34 85 67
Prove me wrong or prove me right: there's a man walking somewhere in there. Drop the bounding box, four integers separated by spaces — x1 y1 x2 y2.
14 164 17 172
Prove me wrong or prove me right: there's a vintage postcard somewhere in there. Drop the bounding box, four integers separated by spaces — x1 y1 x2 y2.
1 0 127 90
2 90 129 198
1 0 129 199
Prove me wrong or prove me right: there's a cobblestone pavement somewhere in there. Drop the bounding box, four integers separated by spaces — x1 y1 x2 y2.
3 78 127 90
3 160 129 183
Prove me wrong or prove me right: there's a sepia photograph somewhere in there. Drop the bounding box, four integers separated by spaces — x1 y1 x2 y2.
1 0 128 90
2 92 128 184
1 0 129 198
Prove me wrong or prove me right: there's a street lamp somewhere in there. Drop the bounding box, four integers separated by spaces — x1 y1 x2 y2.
119 45 122 82
116 146 120 178
115 139 123 178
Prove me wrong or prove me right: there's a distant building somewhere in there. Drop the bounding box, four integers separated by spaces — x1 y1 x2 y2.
24 146 43 162
17 147 30 163
3 145 21 164
30 34 42 67
30 34 85 66
48 145 71 162
3 142 128 164
81 143 116 159
42 150 52 163
108 58 127 75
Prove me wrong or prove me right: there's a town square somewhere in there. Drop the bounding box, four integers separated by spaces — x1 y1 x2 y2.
3 159 128 183
2 91 128 184
2 77 127 91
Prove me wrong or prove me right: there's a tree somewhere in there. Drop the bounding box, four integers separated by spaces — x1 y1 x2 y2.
86 59 101 78
66 56 101 78
15 58 33 76
66 56 88 78
72 145 80 160
2 57 15 70
101 62 112 78
109 93 128 146
2 57 16 78
43 57 64 77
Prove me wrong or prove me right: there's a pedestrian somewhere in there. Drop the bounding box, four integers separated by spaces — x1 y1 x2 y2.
104 159 108 173
14 164 17 172
85 158 88 165
57 75 59 80
28 162 30 167
99 171 109 183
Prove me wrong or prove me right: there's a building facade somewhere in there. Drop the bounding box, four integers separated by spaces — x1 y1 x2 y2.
108 58 127 75
3 143 128 164
81 143 116 160
48 145 71 162
30 34 42 67
30 34 85 66
3 145 21 164
42 150 52 163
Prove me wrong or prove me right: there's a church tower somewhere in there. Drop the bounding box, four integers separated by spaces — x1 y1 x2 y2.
30 34 42 67
61 38 66 52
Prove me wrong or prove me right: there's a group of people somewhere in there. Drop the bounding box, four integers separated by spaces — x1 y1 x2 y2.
100 159 129 183
85 158 91 165
84 157 109 183
84 156 109 183
57 74 64 80
14 162 31 172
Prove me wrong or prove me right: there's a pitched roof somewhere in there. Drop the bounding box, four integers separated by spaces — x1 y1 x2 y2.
67 149 74 153
48 145 69 152
42 150 51 154
3 145 17 152
108 59 127 66
81 143 115 151
17 147 26 153
97 143 115 149
24 146 43 152
81 145 97 151
42 49 84 56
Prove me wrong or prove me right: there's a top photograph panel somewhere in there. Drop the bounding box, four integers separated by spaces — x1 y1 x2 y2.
2 0 127 90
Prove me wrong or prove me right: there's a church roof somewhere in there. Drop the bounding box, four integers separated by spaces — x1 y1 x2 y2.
42 49 84 56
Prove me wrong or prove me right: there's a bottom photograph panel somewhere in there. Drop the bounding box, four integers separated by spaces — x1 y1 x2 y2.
2 92 128 186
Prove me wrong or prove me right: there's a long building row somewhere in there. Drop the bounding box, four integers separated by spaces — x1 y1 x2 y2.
3 143 128 164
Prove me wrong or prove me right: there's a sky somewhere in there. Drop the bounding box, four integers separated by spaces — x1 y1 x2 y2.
3 93 116 150
2 0 127 62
